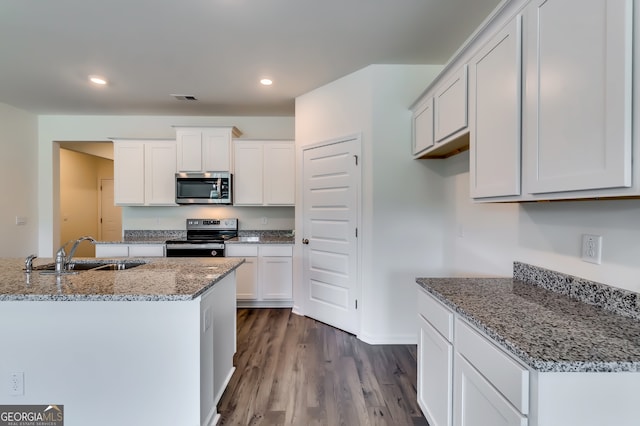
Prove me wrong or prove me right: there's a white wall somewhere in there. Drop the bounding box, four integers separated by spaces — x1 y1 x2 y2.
0 103 38 257
38 115 295 256
439 151 640 294
122 205 294 232
295 64 445 343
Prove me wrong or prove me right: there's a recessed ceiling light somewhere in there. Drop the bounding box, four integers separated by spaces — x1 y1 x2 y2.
89 75 108 85
260 78 273 86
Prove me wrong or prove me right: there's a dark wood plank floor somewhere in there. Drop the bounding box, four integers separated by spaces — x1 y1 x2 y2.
218 308 429 426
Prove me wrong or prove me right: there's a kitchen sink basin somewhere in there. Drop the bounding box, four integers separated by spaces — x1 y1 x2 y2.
33 260 146 273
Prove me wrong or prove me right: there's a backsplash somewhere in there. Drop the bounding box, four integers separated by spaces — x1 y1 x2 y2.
123 230 186 241
238 230 294 238
514 262 640 321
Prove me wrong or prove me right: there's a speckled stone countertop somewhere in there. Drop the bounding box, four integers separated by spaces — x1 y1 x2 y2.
96 230 295 244
0 257 244 302
416 263 640 373
227 230 294 245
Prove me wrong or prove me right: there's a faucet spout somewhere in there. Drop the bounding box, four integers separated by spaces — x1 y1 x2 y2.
66 236 97 267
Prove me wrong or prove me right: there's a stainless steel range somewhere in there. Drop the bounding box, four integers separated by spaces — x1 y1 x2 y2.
165 218 238 257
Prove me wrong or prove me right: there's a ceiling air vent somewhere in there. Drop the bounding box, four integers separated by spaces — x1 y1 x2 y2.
171 94 198 101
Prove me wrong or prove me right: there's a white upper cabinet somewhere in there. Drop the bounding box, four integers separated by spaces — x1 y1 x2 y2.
233 140 295 206
435 65 468 143
234 142 263 204
412 97 435 155
412 0 639 202
264 143 296 205
113 141 145 205
412 65 470 159
175 126 242 172
522 0 633 195
144 142 177 205
113 139 177 206
470 16 522 199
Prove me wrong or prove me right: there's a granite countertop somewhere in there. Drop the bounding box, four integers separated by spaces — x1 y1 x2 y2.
417 270 640 373
96 238 169 244
96 230 295 245
0 257 244 302
226 235 294 244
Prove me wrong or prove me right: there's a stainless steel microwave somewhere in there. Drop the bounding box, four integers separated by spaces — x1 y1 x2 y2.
175 172 232 205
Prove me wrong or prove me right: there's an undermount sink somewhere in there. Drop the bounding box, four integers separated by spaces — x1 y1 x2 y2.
34 260 146 274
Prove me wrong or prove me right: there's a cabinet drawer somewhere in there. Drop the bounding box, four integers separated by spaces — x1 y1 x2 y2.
418 288 454 342
455 319 529 414
226 245 258 257
259 245 293 257
129 244 165 257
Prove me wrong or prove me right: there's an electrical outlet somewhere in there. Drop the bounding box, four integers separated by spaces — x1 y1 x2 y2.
9 372 24 395
582 234 602 264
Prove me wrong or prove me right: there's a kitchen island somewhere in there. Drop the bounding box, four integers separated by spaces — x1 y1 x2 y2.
0 257 243 426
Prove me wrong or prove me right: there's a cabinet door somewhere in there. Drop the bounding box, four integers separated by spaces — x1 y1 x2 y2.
454 353 527 426
235 257 258 300
523 0 633 194
202 128 231 172
260 256 293 300
144 142 177 205
128 244 165 257
95 244 129 258
435 65 468 142
264 142 295 205
176 129 203 172
114 142 145 205
413 97 435 155
470 17 522 199
233 142 264 205
418 316 453 426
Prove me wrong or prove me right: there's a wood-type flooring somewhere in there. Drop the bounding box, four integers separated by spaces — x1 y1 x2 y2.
218 308 429 426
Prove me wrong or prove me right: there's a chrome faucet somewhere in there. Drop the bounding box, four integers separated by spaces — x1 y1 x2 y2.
66 236 97 267
55 245 67 273
55 236 97 271
24 254 38 273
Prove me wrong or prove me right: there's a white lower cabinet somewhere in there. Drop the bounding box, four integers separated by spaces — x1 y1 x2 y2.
454 353 527 426
417 287 454 426
226 244 293 307
95 243 165 258
417 287 640 426
418 316 453 426
454 319 529 426
232 246 258 300
418 288 528 426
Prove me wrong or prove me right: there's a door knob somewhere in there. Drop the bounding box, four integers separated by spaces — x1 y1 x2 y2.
302 238 309 244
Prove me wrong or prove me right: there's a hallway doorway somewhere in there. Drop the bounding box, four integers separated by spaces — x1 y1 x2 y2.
58 142 120 256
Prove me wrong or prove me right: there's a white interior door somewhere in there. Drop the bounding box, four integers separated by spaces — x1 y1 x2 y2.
100 179 122 241
302 136 360 334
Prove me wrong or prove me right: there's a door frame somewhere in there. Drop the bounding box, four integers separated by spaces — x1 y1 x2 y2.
294 133 363 336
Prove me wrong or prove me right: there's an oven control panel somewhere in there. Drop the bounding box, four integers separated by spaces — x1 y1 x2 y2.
186 218 238 230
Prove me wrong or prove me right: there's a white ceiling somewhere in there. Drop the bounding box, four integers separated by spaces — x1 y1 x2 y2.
0 0 501 117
